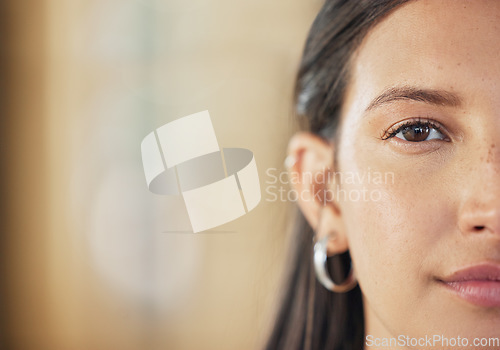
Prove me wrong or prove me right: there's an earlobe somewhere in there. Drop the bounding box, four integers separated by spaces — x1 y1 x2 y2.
286 132 349 255
316 205 349 255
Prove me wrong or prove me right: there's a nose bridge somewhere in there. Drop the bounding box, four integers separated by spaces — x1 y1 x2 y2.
458 139 500 235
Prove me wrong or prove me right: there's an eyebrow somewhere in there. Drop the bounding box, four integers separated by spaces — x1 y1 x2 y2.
365 86 463 112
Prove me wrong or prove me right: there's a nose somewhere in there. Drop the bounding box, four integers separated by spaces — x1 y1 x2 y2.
458 202 500 235
458 144 500 236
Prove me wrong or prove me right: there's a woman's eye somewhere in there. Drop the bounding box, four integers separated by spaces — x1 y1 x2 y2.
382 121 448 142
395 124 445 142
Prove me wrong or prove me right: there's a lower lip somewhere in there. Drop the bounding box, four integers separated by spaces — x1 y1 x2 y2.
441 280 500 307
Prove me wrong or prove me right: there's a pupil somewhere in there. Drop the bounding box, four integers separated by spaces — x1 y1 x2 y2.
402 125 430 142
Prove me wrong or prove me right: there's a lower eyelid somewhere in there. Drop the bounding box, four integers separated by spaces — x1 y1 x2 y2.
387 138 450 155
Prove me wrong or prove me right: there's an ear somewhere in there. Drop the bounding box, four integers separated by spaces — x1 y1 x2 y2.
286 132 349 255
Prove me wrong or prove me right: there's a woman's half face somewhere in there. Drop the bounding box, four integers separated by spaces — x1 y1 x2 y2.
337 0 500 344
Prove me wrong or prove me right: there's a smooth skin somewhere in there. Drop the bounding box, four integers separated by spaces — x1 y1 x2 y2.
288 1 500 349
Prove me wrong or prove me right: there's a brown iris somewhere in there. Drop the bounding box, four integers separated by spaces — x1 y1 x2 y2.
400 125 430 142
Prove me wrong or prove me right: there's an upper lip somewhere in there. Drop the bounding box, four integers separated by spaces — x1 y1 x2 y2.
439 263 500 283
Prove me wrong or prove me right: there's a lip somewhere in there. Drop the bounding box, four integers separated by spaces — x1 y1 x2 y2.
438 263 500 307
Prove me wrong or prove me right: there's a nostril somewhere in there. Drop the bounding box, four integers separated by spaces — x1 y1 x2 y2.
473 225 486 231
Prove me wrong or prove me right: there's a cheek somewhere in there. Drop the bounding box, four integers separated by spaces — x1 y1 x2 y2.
341 179 448 293
335 138 458 326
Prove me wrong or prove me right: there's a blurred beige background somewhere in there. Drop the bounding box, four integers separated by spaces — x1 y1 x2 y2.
2 0 321 349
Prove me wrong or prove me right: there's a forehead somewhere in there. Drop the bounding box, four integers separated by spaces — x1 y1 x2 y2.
344 0 500 113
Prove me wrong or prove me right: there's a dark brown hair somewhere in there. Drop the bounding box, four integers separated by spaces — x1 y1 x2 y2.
264 1 410 349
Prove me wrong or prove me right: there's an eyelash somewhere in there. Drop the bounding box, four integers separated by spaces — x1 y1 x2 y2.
379 118 447 141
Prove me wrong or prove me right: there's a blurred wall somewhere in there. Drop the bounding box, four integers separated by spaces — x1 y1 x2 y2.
2 0 50 348
2 0 321 349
